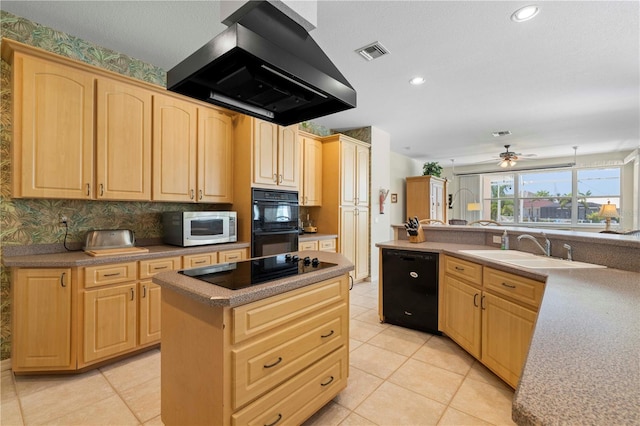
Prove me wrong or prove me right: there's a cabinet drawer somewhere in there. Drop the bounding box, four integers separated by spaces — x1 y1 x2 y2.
232 276 348 344
84 262 137 288
231 346 348 426
139 257 181 279
232 304 347 409
484 267 545 309
219 249 247 263
299 240 318 251
444 255 482 286
319 239 337 252
183 252 217 269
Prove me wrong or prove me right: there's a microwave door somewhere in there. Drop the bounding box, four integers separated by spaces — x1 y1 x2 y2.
186 217 227 240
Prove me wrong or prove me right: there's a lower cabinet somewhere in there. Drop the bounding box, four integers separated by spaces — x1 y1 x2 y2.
138 281 162 345
11 268 75 371
441 255 545 388
160 274 349 426
300 238 337 253
83 283 137 363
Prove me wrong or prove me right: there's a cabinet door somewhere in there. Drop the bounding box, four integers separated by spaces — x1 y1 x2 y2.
299 240 319 251
430 180 444 221
152 95 197 201
355 144 370 206
198 107 233 203
12 268 73 369
183 252 218 268
340 142 357 206
441 274 481 358
481 292 538 388
339 207 357 274
218 249 247 263
302 137 322 206
278 124 299 189
139 281 162 345
253 119 279 186
15 54 94 199
83 283 137 363
354 208 370 280
96 78 152 200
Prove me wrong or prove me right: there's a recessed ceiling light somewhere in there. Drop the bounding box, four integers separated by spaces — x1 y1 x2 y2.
409 76 425 85
511 5 539 22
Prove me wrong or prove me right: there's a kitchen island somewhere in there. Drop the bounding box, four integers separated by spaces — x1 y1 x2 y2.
376 239 640 426
152 251 353 426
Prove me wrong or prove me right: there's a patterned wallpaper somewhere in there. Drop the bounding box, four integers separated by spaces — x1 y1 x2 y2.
0 11 332 360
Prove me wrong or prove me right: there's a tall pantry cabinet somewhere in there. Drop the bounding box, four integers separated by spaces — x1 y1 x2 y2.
316 134 370 282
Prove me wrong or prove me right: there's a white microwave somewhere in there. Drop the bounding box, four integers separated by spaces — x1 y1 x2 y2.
162 211 237 247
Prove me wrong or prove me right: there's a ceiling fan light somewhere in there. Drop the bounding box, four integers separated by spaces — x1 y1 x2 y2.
500 160 509 168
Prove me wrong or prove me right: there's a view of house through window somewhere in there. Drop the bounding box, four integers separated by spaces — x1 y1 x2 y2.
480 167 621 227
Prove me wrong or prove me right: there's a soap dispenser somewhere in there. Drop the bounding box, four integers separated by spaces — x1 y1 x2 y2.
501 230 509 250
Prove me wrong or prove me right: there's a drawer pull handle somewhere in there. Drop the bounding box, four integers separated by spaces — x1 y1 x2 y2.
481 295 486 310
104 272 121 277
321 376 335 387
190 189 195 200
194 260 206 265
264 357 283 369
473 293 479 307
321 330 334 338
501 282 516 289
264 413 282 426
86 183 90 196
404 311 413 316
153 266 168 271
455 266 465 271
60 272 66 287
199 189 203 200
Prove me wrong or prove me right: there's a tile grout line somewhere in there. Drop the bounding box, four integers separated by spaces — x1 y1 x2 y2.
98 367 146 425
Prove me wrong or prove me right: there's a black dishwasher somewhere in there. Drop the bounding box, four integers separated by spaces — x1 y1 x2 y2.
381 249 440 335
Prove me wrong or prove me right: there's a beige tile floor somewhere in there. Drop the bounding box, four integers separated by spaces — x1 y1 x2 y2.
1 281 515 425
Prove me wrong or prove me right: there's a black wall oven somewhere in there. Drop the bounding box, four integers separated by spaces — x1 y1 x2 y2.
252 189 299 257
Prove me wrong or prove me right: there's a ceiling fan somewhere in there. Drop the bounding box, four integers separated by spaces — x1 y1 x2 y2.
497 145 535 167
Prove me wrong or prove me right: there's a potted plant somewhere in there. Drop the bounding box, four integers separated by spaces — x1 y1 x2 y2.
422 162 442 177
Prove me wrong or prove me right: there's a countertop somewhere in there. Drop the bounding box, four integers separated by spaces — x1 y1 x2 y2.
2 241 251 267
298 233 338 242
377 240 640 426
153 250 354 308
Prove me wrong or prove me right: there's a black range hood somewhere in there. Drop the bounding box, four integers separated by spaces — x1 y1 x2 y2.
167 2 356 126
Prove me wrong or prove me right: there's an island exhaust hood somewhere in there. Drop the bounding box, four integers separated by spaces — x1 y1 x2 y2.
167 1 356 126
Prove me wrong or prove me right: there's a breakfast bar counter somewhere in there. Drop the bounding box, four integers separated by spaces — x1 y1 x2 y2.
377 240 640 426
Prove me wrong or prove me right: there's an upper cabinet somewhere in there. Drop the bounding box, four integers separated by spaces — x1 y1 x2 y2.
299 132 323 206
3 40 233 203
96 78 152 200
251 119 299 189
11 53 95 199
151 94 198 202
338 137 370 207
406 176 447 222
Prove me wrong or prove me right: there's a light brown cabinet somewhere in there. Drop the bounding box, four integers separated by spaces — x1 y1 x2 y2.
161 274 349 425
10 52 94 199
317 134 370 282
96 78 153 200
11 268 75 371
218 248 249 263
441 255 545 388
299 132 323 206
406 175 447 222
197 107 234 203
251 119 299 189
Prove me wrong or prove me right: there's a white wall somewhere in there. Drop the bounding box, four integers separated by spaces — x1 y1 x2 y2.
389 152 422 227
369 127 391 282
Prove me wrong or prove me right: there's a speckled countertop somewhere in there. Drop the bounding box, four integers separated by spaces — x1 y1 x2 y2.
377 240 640 426
2 241 251 267
298 233 338 242
152 250 353 307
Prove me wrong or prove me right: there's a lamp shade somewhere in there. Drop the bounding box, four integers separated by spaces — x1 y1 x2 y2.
599 201 618 218
467 202 481 211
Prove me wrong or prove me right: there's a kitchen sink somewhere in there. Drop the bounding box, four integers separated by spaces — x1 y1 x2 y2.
458 250 606 269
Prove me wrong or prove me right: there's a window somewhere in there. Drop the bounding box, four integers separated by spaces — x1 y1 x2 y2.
480 167 621 227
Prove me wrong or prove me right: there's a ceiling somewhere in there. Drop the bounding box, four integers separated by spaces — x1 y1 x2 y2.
2 1 639 166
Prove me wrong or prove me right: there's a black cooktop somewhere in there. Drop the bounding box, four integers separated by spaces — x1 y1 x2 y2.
179 254 338 290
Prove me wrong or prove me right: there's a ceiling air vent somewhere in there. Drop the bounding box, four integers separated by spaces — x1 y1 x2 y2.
356 42 389 61
492 130 512 137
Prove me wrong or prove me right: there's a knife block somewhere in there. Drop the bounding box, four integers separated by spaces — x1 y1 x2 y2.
408 225 426 243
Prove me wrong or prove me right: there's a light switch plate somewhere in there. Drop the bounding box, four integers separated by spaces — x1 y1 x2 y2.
493 235 502 244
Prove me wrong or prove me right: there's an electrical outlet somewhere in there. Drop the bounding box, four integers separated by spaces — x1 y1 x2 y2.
59 214 68 224
493 235 502 244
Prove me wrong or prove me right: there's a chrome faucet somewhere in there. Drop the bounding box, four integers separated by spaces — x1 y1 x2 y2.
563 243 573 261
517 232 552 256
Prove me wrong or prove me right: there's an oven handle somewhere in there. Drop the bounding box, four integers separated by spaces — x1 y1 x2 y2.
253 230 300 236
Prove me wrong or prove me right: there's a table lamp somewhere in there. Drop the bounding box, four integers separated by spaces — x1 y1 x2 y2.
598 200 618 231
